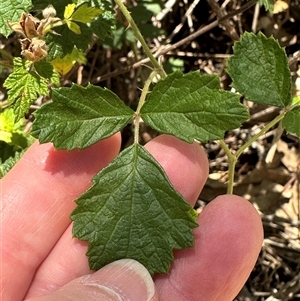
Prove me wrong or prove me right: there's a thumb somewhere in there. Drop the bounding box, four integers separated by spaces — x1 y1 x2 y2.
26 259 158 301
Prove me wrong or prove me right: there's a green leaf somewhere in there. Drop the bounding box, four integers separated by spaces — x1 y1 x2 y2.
282 106 300 137
66 20 81 34
33 60 60 86
71 144 197 275
0 148 25 178
259 0 276 11
64 3 76 19
0 0 32 37
31 84 134 150
89 0 116 41
50 48 86 75
0 109 15 143
140 71 249 143
45 23 93 60
0 108 24 143
3 58 49 121
291 96 300 105
227 32 292 108
0 135 34 178
70 3 103 23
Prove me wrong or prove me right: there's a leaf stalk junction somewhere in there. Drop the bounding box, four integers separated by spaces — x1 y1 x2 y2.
219 109 289 194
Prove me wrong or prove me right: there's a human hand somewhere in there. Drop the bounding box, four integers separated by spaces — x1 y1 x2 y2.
1 134 263 301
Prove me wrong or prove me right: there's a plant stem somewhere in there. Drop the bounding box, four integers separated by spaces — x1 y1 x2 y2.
43 20 66 34
218 140 236 194
219 109 287 194
114 0 166 78
235 110 286 159
134 71 158 144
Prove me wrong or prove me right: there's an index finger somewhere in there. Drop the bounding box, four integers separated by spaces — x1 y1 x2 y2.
1 134 121 301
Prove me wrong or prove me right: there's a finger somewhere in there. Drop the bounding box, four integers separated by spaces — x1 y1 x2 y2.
25 225 91 298
154 194 263 301
1 134 121 301
144 134 209 205
26 259 158 301
25 134 209 298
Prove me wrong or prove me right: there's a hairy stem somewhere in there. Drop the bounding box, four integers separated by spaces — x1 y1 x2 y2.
220 109 287 194
218 140 236 194
235 111 287 159
134 71 158 144
114 0 166 78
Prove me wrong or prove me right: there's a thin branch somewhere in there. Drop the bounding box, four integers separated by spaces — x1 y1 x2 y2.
92 0 257 83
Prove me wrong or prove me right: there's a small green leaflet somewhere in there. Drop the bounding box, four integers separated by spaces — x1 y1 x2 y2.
282 106 300 137
140 71 249 143
69 3 103 23
64 3 103 34
0 0 32 37
3 58 49 121
31 84 134 150
227 32 292 108
71 143 198 275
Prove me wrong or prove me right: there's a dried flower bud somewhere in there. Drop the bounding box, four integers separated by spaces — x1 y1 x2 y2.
20 38 48 62
43 5 57 19
8 20 25 37
9 13 41 39
22 14 41 39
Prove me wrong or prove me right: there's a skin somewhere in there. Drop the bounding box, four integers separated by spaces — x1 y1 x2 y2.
0 134 263 300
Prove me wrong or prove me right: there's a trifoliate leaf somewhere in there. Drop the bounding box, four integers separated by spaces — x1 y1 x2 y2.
71 144 198 275
227 32 292 108
282 106 300 137
140 71 249 143
51 48 86 75
3 58 49 121
0 0 32 37
31 84 134 150
259 0 276 11
70 3 103 23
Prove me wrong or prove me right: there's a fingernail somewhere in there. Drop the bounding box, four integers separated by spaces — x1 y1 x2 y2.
84 259 157 301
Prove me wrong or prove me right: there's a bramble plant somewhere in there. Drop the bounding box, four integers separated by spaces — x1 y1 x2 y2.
1 0 300 275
